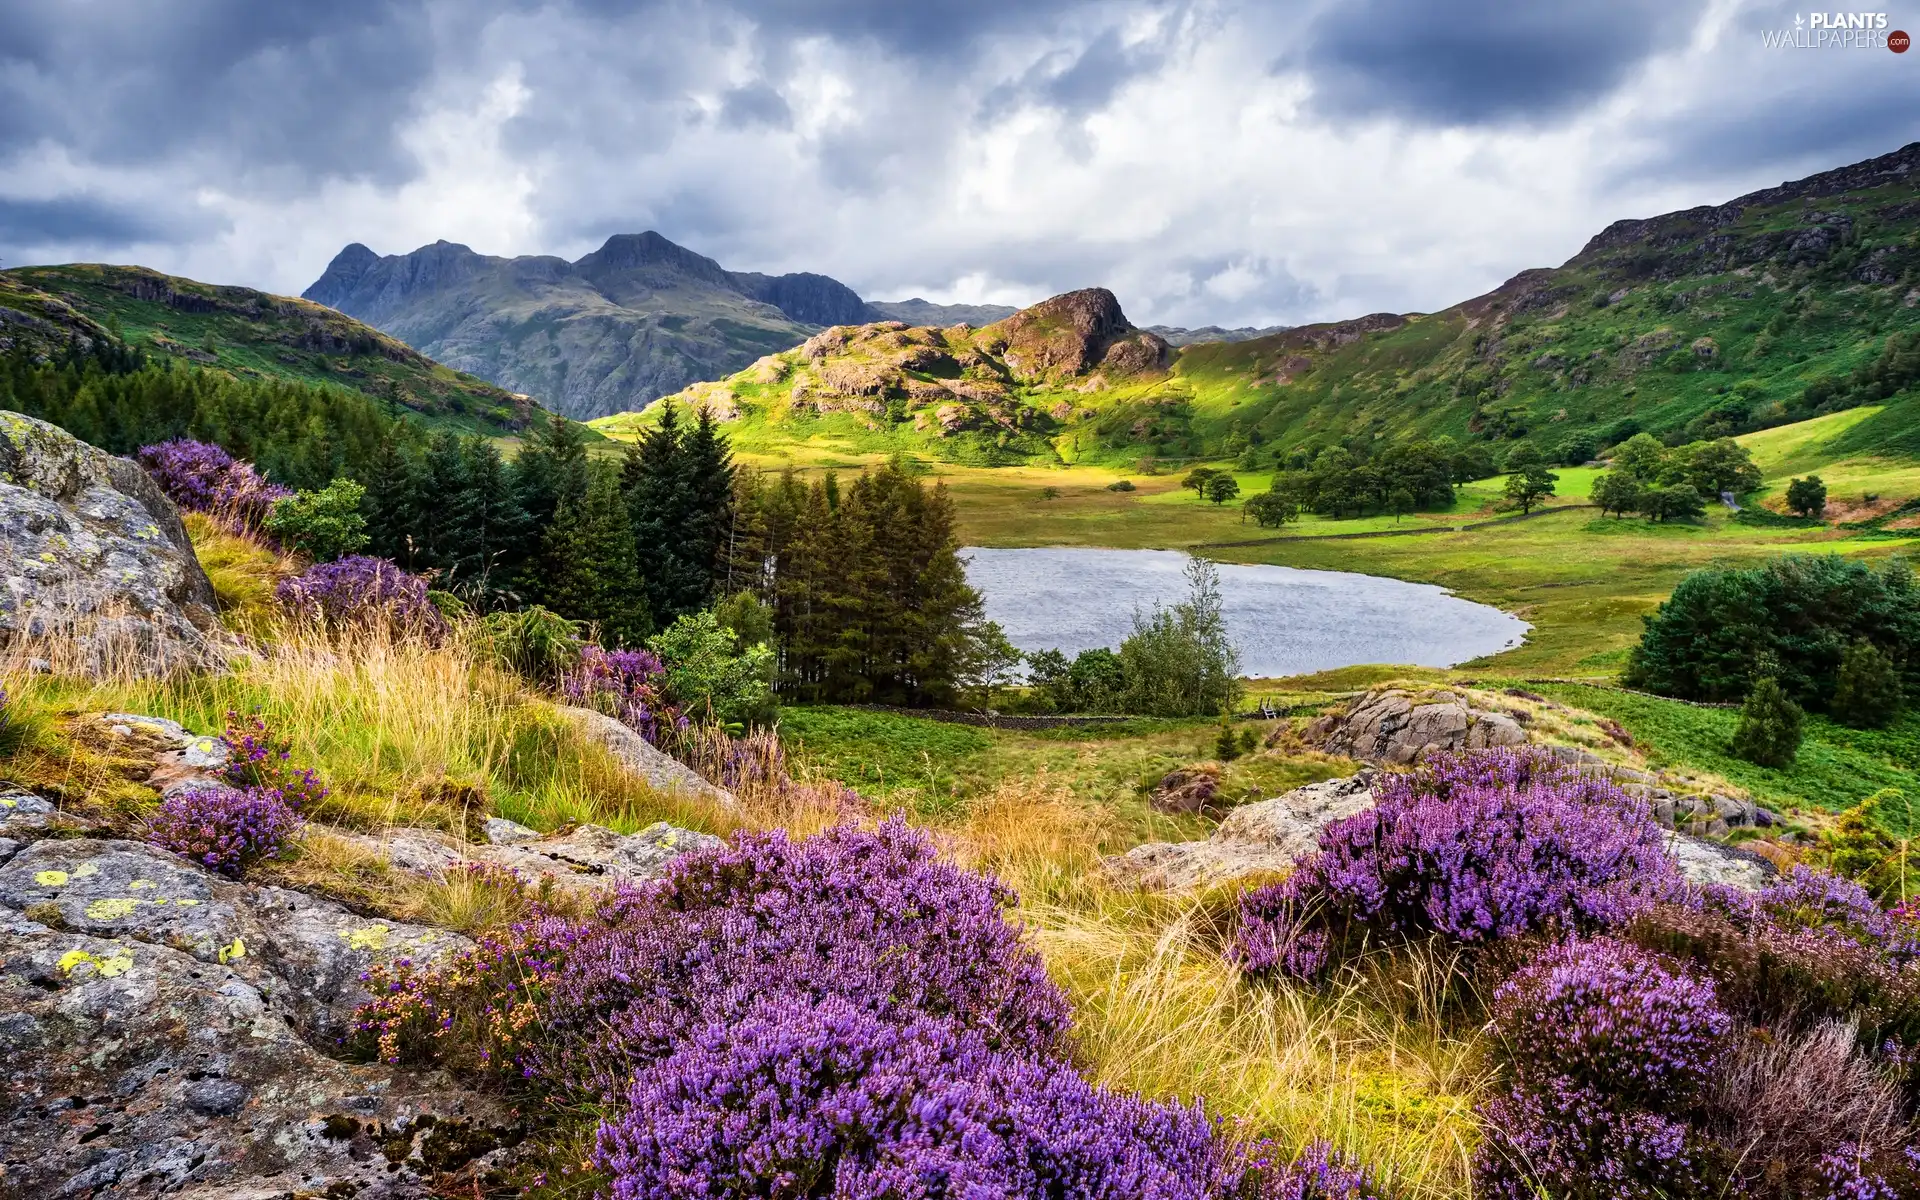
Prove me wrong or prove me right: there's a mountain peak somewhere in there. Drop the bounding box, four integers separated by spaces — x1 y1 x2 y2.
982 287 1169 383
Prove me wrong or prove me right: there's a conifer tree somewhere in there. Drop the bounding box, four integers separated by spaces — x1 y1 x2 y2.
536 466 652 647
1731 677 1803 767
361 429 423 565
514 411 589 533
452 439 531 602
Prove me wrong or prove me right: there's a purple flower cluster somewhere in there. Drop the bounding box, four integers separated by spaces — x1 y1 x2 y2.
558 644 682 744
1232 749 1678 977
354 818 1384 1200
137 439 290 531
276 555 445 637
598 992 1238 1200
146 783 300 877
1475 938 1726 1200
1255 1142 1389 1200
1491 938 1731 1107
222 710 328 812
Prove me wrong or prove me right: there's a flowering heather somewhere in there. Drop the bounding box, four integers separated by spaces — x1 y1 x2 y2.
221 710 327 812
1233 748 1678 977
137 439 290 530
596 993 1239 1200
1475 1076 1702 1200
558 644 682 744
1254 1141 1388 1200
354 817 1070 1093
146 784 300 877
1490 938 1729 1109
276 555 445 637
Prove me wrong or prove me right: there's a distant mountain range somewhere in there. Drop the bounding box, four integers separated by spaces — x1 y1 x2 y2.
302 235 1285 418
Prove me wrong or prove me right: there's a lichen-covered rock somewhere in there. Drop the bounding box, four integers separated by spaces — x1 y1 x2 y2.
1301 688 1527 764
556 704 737 807
0 411 226 676
0 838 468 1040
1149 765 1223 816
327 818 725 898
0 839 523 1196
1666 832 1776 891
0 914 521 1197
1105 772 1381 891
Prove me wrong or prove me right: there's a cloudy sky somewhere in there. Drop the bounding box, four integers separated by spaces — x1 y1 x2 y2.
2 0 1915 327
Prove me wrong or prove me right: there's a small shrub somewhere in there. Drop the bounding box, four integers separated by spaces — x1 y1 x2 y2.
1819 789 1912 903
147 784 300 877
261 478 368 562
648 608 776 727
1214 719 1241 761
480 606 585 684
1106 479 1136 492
1832 639 1904 729
276 555 446 637
1232 749 1677 978
1730 677 1803 767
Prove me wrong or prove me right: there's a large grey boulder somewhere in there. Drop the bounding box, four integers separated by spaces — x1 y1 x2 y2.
0 837 523 1196
1104 772 1381 891
325 818 725 898
1302 688 1527 764
556 704 737 808
0 411 225 675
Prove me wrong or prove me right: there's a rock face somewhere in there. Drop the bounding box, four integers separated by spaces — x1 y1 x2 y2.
1302 688 1528 764
558 704 737 808
1149 765 1223 816
0 412 225 676
0 832 526 1196
1104 768 1777 893
328 817 725 898
1106 772 1381 891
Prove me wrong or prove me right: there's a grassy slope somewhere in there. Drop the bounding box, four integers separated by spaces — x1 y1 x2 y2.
0 264 540 435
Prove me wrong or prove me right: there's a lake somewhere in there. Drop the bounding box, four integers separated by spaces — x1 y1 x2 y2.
962 547 1528 679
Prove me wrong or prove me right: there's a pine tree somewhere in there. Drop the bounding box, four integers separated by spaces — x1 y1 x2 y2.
1730 677 1804 768
453 438 531 603
515 411 589 533
681 403 736 600
1832 638 1904 729
536 466 652 647
361 429 423 565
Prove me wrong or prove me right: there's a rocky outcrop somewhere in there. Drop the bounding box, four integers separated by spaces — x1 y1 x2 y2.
557 705 737 808
1106 772 1381 891
0 412 226 676
978 288 1169 385
1103 768 1777 894
1149 765 1224 816
0 832 526 1196
1301 688 1527 764
326 817 725 898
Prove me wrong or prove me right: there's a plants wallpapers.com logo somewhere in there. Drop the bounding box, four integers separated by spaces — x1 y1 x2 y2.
1762 11 1910 48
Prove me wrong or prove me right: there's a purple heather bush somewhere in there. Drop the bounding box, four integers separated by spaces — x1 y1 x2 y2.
595 993 1240 1200
1476 1075 1703 1200
1233 748 1678 978
558 644 682 745
1489 938 1730 1109
221 710 328 812
137 439 291 531
146 784 300 877
355 817 1070 1091
276 555 446 637
1255 1141 1389 1200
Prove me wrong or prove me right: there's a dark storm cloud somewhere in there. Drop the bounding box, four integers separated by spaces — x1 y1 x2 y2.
0 0 439 184
1293 0 1711 125
0 195 174 249
718 82 792 129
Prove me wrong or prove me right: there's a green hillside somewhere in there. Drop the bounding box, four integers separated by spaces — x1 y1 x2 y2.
0 263 540 435
614 142 1920 470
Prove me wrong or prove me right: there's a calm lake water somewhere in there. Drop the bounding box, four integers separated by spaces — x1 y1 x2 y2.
962 547 1529 679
